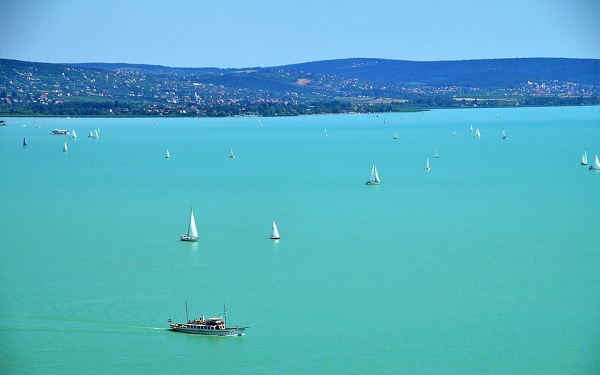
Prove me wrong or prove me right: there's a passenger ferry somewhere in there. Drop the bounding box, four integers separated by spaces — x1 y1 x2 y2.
168 304 248 336
51 129 69 135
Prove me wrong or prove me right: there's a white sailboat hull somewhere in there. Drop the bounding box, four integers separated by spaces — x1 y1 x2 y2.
180 235 198 242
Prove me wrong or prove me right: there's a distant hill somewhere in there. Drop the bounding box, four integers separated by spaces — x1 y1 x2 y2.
1 57 598 117
274 58 600 88
62 57 600 89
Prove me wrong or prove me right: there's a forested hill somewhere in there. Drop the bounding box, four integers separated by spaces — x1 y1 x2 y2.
63 58 599 89
1 57 598 117
275 58 599 88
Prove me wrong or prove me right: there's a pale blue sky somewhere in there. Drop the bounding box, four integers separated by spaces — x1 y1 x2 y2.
1 0 598 68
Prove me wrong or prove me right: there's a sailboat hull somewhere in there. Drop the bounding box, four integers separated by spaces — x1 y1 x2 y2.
180 235 198 242
365 181 381 185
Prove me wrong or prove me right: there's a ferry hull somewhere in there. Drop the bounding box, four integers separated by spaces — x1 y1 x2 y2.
169 323 246 336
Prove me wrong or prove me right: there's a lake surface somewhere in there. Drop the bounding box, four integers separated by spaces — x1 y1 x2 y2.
1 106 599 374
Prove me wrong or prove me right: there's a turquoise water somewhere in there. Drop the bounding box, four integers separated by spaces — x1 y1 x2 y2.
1 107 599 374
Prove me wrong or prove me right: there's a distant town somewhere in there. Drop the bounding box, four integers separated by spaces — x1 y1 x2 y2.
1 58 598 117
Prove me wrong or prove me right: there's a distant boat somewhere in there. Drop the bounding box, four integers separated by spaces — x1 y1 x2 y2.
426 158 430 171
70 129 77 139
22 137 28 148
435 149 439 159
495 113 499 118
365 164 381 185
63 142 68 153
229 147 235 158
94 129 100 139
88 130 94 138
166 149 170 159
474 128 481 138
589 154 600 171
270 220 280 240
581 149 588 166
51 129 69 135
180 209 199 242
451 130 458 136
168 303 248 336
393 132 398 139
470 124 473 132
502 128 508 140
324 128 328 136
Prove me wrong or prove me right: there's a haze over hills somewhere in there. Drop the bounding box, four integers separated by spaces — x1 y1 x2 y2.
1 58 598 117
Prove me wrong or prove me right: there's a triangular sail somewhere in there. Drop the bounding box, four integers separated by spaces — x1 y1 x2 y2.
271 220 280 239
372 165 380 183
63 142 68 152
591 154 600 170
582 150 588 165
22 138 27 147
426 158 430 170
188 210 198 238
71 129 77 139
166 149 170 159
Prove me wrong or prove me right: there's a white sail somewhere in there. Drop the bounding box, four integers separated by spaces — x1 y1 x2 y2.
230 147 235 158
470 124 473 132
70 129 77 139
88 130 94 138
426 158 430 170
271 220 280 240
502 128 508 139
435 148 439 158
366 164 380 185
324 128 328 136
166 149 170 159
581 150 588 165
63 142 68 152
94 129 100 139
590 154 600 170
474 128 481 138
188 210 198 239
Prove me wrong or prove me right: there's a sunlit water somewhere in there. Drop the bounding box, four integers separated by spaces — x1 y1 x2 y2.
1 106 599 374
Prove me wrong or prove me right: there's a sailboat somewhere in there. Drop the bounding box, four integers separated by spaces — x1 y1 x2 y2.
165 149 170 159
63 142 68 153
88 130 94 138
470 124 473 132
270 220 280 240
426 158 430 171
22 137 28 148
94 129 100 139
589 154 600 171
474 128 481 138
581 149 588 165
365 164 381 185
393 132 398 140
180 209 199 242
70 129 77 139
502 128 508 140
324 128 328 136
435 149 439 159
229 147 235 158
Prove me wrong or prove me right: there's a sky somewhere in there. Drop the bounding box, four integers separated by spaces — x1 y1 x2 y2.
0 0 598 68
